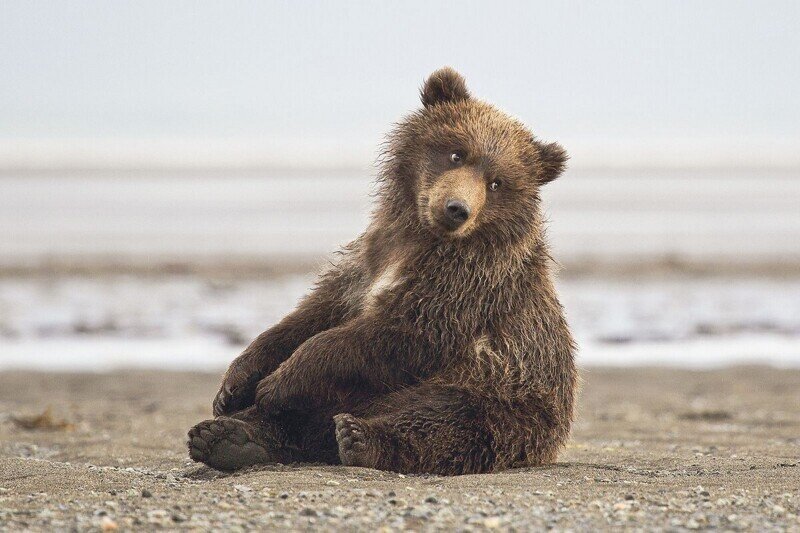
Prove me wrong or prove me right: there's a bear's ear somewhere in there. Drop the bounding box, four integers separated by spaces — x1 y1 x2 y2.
535 141 568 185
420 67 471 108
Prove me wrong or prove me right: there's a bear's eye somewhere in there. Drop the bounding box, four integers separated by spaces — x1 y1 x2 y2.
449 152 463 165
489 180 501 192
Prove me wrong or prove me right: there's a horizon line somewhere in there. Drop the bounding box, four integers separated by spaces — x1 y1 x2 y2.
2 137 800 172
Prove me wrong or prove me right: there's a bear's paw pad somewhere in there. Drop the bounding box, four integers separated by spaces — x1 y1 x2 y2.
334 413 377 468
187 417 274 471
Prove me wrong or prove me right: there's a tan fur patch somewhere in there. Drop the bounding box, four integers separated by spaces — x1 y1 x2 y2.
362 261 403 312
473 335 503 377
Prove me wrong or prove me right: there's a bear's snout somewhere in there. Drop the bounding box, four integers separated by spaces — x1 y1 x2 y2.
444 199 470 229
426 167 486 236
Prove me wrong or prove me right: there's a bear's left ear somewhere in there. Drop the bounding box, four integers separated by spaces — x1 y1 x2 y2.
535 141 568 185
420 67 471 108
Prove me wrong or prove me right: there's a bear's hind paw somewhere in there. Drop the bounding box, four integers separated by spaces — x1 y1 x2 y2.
334 413 380 469
188 417 278 472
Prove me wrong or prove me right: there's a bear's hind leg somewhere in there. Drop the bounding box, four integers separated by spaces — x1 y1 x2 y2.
334 384 499 475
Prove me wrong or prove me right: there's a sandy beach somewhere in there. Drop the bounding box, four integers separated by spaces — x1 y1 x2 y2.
1 367 798 531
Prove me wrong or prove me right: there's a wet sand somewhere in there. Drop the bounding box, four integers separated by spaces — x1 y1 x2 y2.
1 367 798 531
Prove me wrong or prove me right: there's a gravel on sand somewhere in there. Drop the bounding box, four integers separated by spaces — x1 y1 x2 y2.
1 367 798 531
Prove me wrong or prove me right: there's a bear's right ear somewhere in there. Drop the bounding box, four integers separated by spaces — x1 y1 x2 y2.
535 141 568 185
420 67 471 108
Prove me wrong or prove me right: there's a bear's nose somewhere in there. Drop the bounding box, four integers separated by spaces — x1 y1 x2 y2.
444 199 470 228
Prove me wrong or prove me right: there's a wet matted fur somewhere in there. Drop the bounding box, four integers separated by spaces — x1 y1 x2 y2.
189 67 577 475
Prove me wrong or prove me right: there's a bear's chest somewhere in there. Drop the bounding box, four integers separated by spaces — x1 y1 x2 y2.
361 261 405 313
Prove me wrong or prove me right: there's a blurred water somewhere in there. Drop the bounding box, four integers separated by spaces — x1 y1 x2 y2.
1 170 798 369
2 169 799 268
0 274 798 370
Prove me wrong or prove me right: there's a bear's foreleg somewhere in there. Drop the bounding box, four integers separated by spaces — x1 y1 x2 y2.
254 320 428 418
213 265 361 416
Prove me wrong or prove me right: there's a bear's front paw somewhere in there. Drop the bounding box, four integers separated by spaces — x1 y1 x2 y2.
213 365 262 417
255 374 307 419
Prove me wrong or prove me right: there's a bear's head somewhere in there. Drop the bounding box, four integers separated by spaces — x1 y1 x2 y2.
382 67 567 246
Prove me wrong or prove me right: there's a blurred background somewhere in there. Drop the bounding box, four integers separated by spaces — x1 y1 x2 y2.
1 0 799 370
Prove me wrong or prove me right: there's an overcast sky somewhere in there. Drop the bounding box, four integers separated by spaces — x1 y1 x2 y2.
2 0 799 149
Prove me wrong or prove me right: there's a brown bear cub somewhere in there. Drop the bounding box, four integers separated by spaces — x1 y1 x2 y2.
188 68 577 475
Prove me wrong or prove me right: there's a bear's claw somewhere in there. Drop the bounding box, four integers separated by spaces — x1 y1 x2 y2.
212 372 262 416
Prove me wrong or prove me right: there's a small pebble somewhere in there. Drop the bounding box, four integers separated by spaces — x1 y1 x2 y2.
483 516 502 528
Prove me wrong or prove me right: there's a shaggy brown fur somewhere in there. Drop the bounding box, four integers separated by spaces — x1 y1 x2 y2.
188 67 577 475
